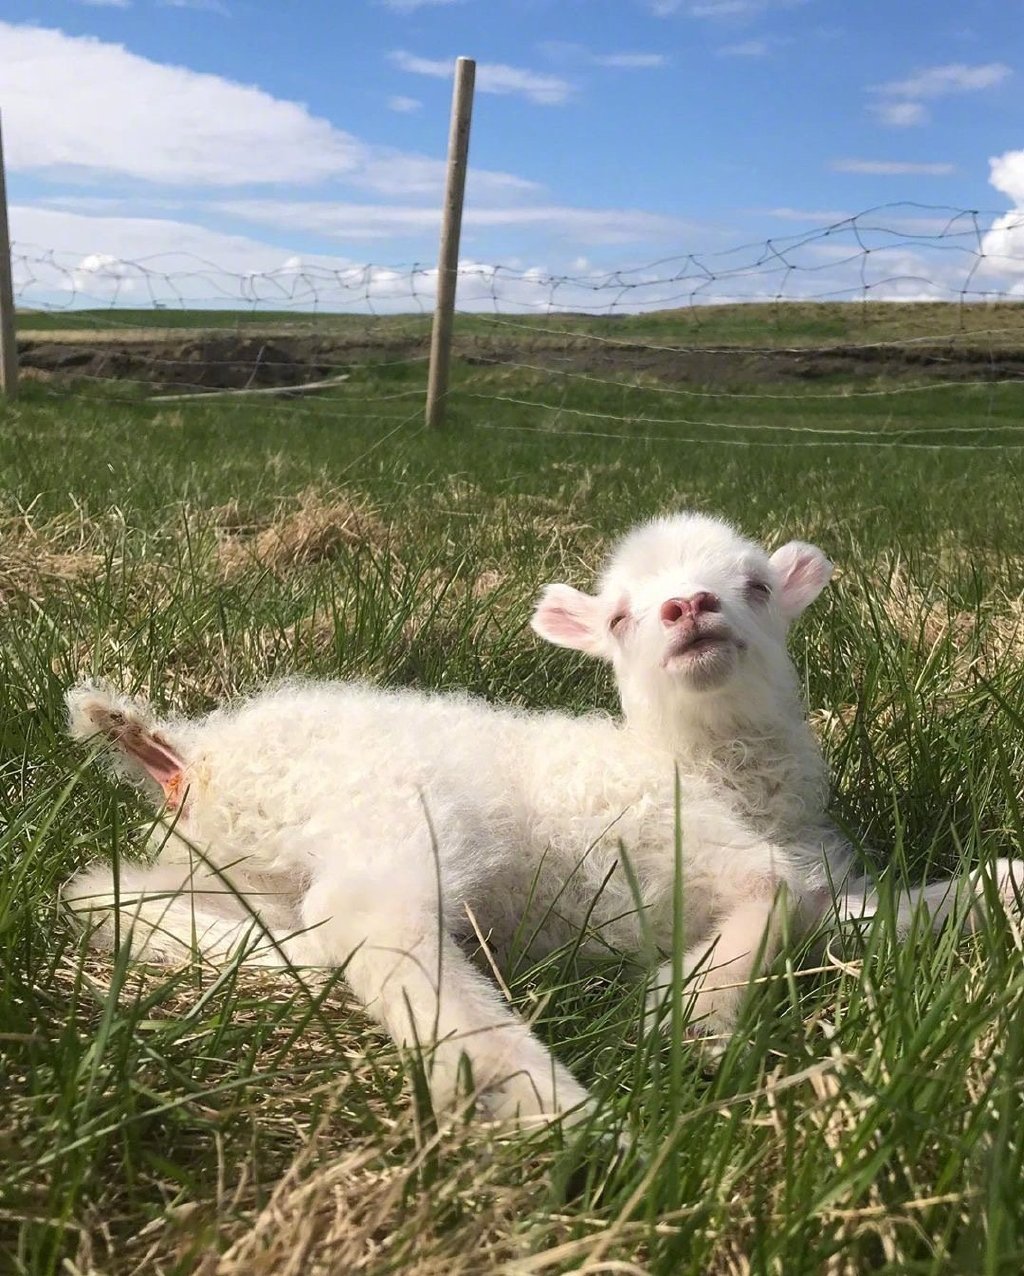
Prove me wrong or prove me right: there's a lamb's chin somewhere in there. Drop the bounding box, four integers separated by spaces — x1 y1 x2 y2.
663 643 737 692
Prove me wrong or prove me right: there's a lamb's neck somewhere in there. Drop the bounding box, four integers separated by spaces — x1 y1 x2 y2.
625 689 829 838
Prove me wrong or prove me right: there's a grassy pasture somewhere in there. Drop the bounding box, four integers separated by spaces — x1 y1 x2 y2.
18 298 1024 347
4 308 1024 1274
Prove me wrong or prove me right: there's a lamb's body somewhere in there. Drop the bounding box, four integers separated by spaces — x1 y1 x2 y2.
79 681 834 958
65 512 1023 1127
175 683 714 963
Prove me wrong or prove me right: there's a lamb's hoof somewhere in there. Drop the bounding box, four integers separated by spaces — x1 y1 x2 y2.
685 1021 729 1075
551 1115 634 1205
991 858 1024 913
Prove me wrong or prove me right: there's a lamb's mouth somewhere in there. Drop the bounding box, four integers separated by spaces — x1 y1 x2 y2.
662 631 734 669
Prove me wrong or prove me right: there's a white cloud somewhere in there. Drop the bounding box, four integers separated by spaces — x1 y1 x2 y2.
2 23 359 184
766 207 852 223
389 50 573 104
67 252 142 297
591 51 667 68
9 206 291 264
0 23 536 197
388 95 423 112
830 159 955 176
767 207 973 234
690 1 761 13
717 39 770 57
867 63 1010 132
874 62 1011 100
981 152 1024 278
990 151 1024 206
982 211 1024 279
213 198 690 246
539 43 665 68
35 195 171 215
655 0 807 17
11 206 349 299
358 154 537 199
209 202 440 240
380 0 465 9
869 100 929 127
158 0 230 12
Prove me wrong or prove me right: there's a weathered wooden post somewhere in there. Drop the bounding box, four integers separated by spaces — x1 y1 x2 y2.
0 110 18 400
425 57 475 429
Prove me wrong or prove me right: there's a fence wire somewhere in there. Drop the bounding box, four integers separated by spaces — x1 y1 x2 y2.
13 202 1024 317
9 201 1024 454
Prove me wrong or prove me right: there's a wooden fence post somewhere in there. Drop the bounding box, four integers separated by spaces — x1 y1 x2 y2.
0 110 18 401
425 57 475 430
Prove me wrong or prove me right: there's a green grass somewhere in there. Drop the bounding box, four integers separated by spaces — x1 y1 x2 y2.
18 298 1024 348
16 306 432 339
4 320 1024 1273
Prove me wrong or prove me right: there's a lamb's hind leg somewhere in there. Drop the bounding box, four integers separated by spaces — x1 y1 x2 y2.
299 876 591 1127
63 861 301 967
835 858 1024 937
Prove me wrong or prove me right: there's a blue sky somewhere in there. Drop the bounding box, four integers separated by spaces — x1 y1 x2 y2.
2 1 1022 310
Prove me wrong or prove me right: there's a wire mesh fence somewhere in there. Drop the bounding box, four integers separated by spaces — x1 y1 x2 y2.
14 202 1024 314
10 201 1024 453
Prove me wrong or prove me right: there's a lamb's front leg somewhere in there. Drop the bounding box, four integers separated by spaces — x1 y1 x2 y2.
645 892 795 1055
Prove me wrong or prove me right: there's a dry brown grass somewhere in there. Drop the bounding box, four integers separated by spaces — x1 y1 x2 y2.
472 569 507 600
39 958 568 1276
986 598 1024 671
850 559 1024 686
216 488 390 579
0 508 104 602
879 562 975 654
205 1123 556 1276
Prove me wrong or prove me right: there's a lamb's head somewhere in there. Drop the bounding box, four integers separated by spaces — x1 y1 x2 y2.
531 513 832 737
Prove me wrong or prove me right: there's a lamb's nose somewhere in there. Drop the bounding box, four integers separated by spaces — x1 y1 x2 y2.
660 592 721 626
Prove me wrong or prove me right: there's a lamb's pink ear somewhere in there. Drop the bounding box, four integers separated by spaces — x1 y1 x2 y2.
531 584 612 657
769 541 833 618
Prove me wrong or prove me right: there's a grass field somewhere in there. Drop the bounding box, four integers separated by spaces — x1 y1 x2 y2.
4 306 1024 1274
17 298 1024 347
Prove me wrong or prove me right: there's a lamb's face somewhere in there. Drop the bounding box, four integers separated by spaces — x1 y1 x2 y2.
531 513 833 712
602 526 775 695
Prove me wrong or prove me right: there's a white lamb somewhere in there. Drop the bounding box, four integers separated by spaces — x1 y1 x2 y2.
63 512 1023 1127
